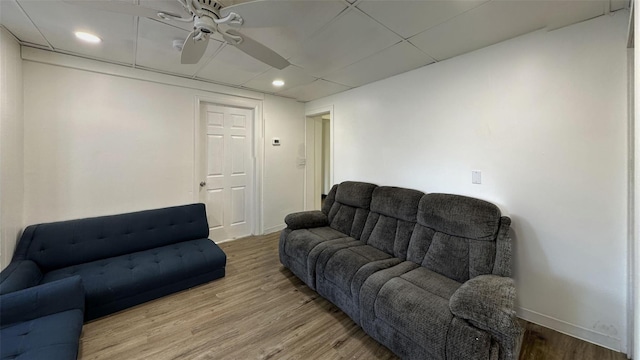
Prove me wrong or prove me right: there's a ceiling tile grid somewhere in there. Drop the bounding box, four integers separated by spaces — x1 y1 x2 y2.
287 7 402 78
242 65 317 94
0 0 50 47
277 79 351 102
17 0 138 65
0 0 628 102
356 0 489 39
322 40 435 88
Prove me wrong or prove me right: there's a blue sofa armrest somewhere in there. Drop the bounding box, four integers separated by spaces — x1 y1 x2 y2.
0 260 43 295
0 276 85 326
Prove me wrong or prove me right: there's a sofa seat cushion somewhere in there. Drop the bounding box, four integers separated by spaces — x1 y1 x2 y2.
316 245 402 323
282 227 357 289
360 265 462 359
319 245 401 300
283 227 346 260
42 239 225 317
1 310 83 360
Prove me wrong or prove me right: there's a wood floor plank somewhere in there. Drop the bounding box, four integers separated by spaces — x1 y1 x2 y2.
79 232 626 360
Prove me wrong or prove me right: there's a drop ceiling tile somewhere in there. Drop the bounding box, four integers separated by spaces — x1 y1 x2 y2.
288 8 402 78
242 65 316 93
221 0 347 60
408 0 550 61
545 1 606 30
17 0 136 64
357 0 488 38
0 0 49 46
610 0 628 11
277 79 349 102
138 0 190 18
136 18 222 76
195 44 270 85
323 41 435 87
138 0 193 32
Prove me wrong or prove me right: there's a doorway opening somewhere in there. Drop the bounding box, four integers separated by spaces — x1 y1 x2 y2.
305 108 333 210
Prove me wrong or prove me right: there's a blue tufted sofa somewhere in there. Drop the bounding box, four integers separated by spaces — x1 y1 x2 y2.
0 276 85 360
0 203 227 321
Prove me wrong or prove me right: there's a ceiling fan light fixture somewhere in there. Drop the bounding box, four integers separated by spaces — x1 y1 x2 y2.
272 79 285 87
75 31 101 44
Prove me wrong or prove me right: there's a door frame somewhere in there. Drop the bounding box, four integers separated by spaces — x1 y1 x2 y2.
194 94 264 238
305 105 334 210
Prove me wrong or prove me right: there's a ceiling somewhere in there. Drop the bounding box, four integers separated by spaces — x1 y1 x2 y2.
0 0 629 102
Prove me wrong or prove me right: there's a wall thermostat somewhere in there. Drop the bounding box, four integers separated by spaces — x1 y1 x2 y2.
272 138 281 146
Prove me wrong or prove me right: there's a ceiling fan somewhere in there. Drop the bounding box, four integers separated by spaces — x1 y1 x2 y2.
66 0 290 69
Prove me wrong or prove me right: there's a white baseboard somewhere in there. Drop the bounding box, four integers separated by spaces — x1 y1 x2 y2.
213 237 237 245
212 225 285 245
517 307 624 353
263 223 286 235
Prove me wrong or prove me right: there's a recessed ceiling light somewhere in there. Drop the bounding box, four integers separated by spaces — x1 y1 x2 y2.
75 31 101 44
272 79 285 87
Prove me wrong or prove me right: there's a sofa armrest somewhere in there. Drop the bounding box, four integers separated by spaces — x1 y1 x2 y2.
284 211 329 230
0 276 85 326
0 260 43 295
449 275 523 359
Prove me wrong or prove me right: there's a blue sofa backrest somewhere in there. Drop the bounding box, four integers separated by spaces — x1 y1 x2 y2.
14 204 209 272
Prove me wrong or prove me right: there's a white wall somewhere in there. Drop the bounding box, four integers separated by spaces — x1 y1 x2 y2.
0 28 24 270
22 49 304 236
263 94 305 232
308 11 629 352
633 3 639 358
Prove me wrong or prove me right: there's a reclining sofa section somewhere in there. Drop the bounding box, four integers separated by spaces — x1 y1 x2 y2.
0 203 226 321
280 181 522 360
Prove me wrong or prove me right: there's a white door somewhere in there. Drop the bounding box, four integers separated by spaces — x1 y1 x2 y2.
200 103 254 241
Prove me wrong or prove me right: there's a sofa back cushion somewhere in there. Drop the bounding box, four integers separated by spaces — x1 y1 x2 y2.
15 204 209 272
321 184 338 215
407 194 504 283
327 181 377 239
360 186 424 260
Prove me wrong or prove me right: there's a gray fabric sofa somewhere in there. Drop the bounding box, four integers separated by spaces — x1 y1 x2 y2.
279 181 522 360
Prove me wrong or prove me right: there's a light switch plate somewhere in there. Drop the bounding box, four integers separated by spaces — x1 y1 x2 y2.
472 171 482 184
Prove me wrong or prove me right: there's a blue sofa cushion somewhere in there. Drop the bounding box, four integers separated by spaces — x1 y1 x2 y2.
1 310 84 360
0 277 85 326
0 260 42 295
0 277 85 360
42 239 225 317
15 204 209 272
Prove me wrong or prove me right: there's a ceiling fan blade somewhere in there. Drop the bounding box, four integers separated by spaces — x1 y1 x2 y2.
224 29 290 70
181 31 209 64
63 0 172 19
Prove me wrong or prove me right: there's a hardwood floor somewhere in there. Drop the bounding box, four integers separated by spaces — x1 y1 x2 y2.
79 232 627 360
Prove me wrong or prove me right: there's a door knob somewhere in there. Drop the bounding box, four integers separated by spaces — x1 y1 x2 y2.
199 181 206 187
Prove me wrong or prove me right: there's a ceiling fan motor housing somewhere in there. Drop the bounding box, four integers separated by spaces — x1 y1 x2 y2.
194 0 223 19
194 15 216 34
